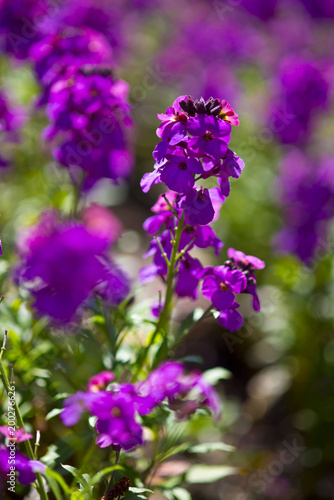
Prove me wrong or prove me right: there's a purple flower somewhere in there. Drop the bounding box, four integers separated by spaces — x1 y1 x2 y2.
274 151 334 263
93 392 143 451
178 187 215 226
160 152 203 194
299 0 334 18
156 95 188 145
61 392 94 427
175 255 209 300
15 211 130 322
217 303 243 332
87 371 115 392
0 0 48 59
202 266 247 310
0 445 45 486
0 87 24 167
219 100 239 126
62 362 221 450
0 426 33 443
141 95 243 202
45 68 133 189
143 191 179 235
187 114 230 158
180 225 223 257
225 248 265 312
138 362 222 420
29 27 114 105
96 259 131 306
269 58 329 144
240 0 278 20
227 248 265 270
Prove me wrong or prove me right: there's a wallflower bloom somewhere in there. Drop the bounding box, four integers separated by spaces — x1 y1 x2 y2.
141 96 241 203
62 364 221 450
201 249 264 331
0 445 45 485
269 58 329 144
0 0 48 59
274 151 334 263
15 210 130 323
0 426 33 443
0 87 23 167
202 266 247 310
140 95 263 331
45 68 133 189
29 27 114 105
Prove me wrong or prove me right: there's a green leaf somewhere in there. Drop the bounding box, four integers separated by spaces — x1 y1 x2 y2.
90 465 125 486
129 487 154 494
42 446 60 467
123 493 147 500
44 473 63 500
171 487 192 500
189 442 235 454
202 367 232 384
45 468 71 495
45 408 63 421
54 392 71 401
61 464 93 499
186 465 237 484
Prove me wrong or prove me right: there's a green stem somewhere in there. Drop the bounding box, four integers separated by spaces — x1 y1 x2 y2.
132 212 185 382
0 359 49 500
104 448 120 495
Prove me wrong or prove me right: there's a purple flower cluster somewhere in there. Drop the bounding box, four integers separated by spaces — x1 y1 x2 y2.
29 27 114 106
0 445 45 486
0 0 135 188
42 66 133 189
140 190 222 299
274 151 334 264
202 249 265 332
61 362 221 451
299 0 334 18
0 0 48 59
140 96 264 326
270 58 329 145
141 95 242 224
0 87 23 167
15 207 130 323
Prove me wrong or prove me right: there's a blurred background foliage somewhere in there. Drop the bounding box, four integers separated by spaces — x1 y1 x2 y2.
1 0 334 499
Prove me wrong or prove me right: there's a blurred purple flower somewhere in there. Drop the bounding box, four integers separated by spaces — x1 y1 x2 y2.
0 445 45 486
269 58 329 144
15 211 130 323
202 265 247 310
274 151 334 263
0 87 24 167
87 371 115 392
0 0 48 59
30 27 114 106
0 426 33 443
299 0 334 18
44 68 133 189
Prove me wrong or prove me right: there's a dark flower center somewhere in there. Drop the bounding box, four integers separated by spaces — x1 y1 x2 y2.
111 407 121 417
220 282 229 291
179 162 187 170
203 131 213 141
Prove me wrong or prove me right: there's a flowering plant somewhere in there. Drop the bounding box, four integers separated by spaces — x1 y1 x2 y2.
0 94 264 499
